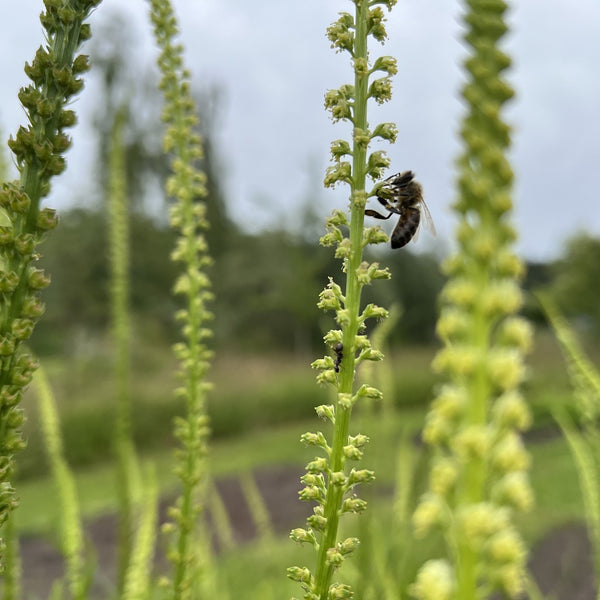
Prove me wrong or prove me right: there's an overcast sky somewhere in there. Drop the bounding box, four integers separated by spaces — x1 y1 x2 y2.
0 1 599 261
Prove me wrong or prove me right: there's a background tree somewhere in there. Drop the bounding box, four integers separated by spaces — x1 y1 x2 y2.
548 233 600 336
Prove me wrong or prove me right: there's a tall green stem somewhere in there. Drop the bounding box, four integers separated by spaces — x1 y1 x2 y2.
0 0 101 558
148 1 213 597
411 2 533 599
289 2 399 598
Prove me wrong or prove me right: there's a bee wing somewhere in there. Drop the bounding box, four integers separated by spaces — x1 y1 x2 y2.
408 200 436 245
420 199 437 237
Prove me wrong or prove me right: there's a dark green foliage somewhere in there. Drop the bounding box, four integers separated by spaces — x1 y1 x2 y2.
33 205 446 356
548 233 600 336
33 208 178 354
363 249 444 344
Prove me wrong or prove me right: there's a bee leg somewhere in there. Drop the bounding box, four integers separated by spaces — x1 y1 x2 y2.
376 196 402 214
365 209 393 220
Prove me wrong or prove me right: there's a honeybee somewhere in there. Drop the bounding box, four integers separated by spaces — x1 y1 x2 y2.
365 171 435 249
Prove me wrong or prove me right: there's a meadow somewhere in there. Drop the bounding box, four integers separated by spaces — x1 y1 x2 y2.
8 332 596 598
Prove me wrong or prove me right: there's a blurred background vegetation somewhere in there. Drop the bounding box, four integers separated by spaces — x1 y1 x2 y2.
4 12 599 600
14 13 599 483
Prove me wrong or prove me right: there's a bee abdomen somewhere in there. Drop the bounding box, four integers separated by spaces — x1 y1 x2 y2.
391 207 420 249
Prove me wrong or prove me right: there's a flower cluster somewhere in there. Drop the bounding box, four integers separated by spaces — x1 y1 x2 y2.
149 0 214 596
411 2 533 599
288 1 399 599
0 0 101 560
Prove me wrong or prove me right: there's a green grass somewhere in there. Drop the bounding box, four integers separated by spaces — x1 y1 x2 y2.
13 339 590 596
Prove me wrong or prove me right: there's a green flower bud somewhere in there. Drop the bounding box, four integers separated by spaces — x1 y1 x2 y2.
353 57 369 78
324 89 353 122
324 162 352 187
487 348 526 390
337 393 353 409
287 566 313 585
495 249 524 278
300 431 329 451
492 471 533 511
456 503 508 546
348 434 369 447
290 528 317 545
371 121 398 143
451 425 491 462
433 345 480 377
334 237 352 259
360 302 389 320
299 485 325 502
21 296 45 319
36 207 59 231
491 432 530 473
413 493 446 538
367 7 388 42
343 444 363 460
341 496 367 514
27 267 51 290
335 309 351 327
308 512 327 531
306 457 328 473
316 369 337 385
0 271 20 293
366 150 391 179
347 468 375 486
326 13 355 53
362 225 388 246
495 563 524 598
339 536 360 555
315 404 335 423
326 210 349 228
353 127 371 149
410 559 454 600
480 280 523 317
312 357 335 371
12 319 35 341
430 458 459 497
436 307 470 341
318 287 342 312
0 337 16 356
368 77 393 104
492 391 531 431
371 56 398 76
422 412 452 446
328 583 353 599
497 317 533 353
330 139 352 159
301 473 325 488
354 384 383 401
487 528 526 564
442 278 478 307
326 547 344 568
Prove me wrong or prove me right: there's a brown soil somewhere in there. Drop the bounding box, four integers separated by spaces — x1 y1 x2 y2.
12 464 598 599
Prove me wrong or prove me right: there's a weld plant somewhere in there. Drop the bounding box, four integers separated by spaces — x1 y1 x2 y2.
410 2 533 599
149 0 213 597
287 1 400 598
0 0 101 561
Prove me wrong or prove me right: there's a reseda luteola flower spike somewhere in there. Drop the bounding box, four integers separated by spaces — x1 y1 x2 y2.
148 0 213 597
410 2 533 599
0 0 101 563
288 1 398 598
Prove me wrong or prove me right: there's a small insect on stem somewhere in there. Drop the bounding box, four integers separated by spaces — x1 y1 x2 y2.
333 342 344 373
365 171 436 249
